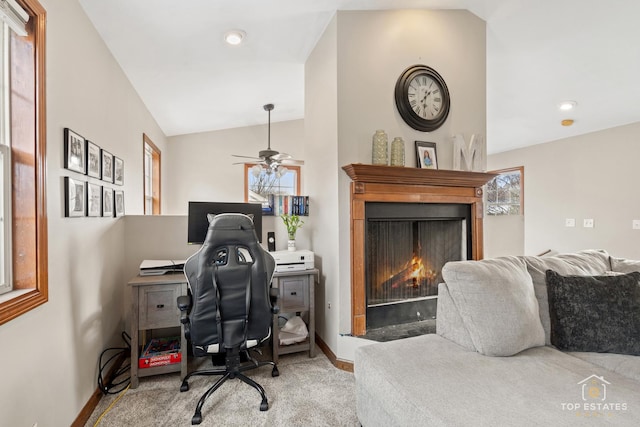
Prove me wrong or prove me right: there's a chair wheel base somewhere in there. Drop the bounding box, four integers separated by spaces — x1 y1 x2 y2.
192 412 202 425
180 381 189 392
271 366 279 377
260 399 269 411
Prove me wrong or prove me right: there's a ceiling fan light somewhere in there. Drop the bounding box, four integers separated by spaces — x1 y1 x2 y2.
251 164 262 177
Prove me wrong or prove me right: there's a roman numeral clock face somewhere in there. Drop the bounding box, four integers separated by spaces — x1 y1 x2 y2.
394 65 450 132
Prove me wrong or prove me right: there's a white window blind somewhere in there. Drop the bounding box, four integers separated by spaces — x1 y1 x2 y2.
0 0 28 37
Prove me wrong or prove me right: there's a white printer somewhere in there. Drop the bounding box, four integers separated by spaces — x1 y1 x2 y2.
271 250 314 273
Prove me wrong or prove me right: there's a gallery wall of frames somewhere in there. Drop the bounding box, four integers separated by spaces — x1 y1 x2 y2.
63 127 125 218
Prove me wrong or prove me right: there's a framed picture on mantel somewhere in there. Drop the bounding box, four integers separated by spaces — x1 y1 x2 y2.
415 141 438 170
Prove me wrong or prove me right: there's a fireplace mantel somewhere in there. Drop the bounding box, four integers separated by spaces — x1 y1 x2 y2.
342 163 496 188
342 163 497 336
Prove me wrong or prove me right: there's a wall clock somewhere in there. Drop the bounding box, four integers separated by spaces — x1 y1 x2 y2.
394 65 450 132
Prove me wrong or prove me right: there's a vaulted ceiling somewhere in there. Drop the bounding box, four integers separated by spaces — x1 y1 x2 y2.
79 0 640 153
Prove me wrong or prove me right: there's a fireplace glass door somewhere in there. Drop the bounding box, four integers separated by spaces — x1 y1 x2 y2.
365 203 471 329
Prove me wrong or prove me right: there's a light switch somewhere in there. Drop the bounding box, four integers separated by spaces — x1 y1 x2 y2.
633 220 640 230
565 218 575 227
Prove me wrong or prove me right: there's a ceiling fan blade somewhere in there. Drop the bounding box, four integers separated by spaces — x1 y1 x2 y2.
279 159 305 165
232 154 263 160
272 152 293 161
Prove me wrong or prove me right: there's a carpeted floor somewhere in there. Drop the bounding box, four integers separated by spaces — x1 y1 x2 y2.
86 346 358 427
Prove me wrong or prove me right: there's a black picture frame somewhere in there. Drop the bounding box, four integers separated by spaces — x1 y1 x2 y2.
415 141 438 169
64 128 86 174
114 190 125 217
87 183 102 217
86 140 101 179
114 156 124 186
101 149 114 183
102 187 114 217
64 177 86 217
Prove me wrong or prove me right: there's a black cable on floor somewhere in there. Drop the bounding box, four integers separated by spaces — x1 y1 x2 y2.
97 331 132 395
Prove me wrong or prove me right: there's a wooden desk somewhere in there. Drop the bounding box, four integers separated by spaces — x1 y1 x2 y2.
128 273 188 388
271 269 318 363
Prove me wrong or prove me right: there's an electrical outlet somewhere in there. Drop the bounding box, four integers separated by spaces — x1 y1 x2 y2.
327 302 331 309
633 220 640 230
565 218 575 227
583 219 594 228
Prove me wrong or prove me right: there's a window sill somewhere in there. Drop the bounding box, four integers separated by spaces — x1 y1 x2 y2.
0 289 31 304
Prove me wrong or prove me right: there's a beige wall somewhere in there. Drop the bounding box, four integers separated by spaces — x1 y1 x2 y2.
305 15 340 354
487 121 640 260
304 10 486 360
0 0 168 426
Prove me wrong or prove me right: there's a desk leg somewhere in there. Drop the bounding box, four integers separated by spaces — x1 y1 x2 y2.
130 288 140 389
309 273 316 358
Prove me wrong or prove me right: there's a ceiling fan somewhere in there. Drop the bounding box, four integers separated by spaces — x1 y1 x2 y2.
232 103 304 176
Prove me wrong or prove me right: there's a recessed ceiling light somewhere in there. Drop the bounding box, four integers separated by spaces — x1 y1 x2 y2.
558 101 577 111
224 30 246 46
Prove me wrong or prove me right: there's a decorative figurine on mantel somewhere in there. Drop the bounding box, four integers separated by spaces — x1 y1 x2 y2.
281 214 304 251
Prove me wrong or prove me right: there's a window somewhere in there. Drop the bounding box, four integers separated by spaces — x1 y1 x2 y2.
244 164 300 210
0 0 48 325
143 134 161 215
486 167 524 216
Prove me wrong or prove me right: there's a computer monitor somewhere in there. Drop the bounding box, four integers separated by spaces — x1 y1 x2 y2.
187 201 263 244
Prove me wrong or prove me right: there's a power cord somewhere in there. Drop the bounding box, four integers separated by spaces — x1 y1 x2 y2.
97 331 132 395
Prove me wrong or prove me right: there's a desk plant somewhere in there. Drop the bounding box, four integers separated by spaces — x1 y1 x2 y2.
281 214 304 251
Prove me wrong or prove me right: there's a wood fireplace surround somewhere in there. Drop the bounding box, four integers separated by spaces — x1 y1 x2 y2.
342 163 497 336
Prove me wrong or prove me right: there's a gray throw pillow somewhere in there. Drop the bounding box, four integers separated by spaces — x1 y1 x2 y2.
545 270 640 355
442 257 545 356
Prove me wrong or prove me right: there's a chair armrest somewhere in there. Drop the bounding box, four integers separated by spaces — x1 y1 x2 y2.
269 287 280 314
177 295 191 324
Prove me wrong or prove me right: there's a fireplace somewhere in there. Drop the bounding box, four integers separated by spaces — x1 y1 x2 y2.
365 202 470 329
343 163 496 336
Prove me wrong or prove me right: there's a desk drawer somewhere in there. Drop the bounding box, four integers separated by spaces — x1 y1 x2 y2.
139 284 181 329
280 277 309 312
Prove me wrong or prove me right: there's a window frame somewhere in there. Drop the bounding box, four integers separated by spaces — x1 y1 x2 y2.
143 133 161 215
486 166 524 216
0 0 48 325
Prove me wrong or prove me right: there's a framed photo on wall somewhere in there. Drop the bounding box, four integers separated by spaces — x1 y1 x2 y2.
86 140 101 179
415 141 438 169
87 183 102 217
64 128 86 174
101 149 114 183
114 156 124 185
114 190 125 217
102 187 114 217
64 177 86 217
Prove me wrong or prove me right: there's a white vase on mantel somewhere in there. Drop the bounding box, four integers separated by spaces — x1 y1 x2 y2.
287 237 296 252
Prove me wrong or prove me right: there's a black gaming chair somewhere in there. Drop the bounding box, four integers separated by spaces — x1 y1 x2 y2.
177 213 279 425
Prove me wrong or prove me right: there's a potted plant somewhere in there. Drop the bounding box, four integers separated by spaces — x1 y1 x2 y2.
281 214 304 251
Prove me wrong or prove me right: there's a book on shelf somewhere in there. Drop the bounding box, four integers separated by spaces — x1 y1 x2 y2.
138 336 181 369
265 195 310 216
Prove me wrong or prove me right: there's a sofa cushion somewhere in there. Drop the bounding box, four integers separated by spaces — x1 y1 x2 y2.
441 257 545 356
435 282 476 351
522 249 611 344
611 256 640 274
546 270 640 355
355 334 640 427
568 351 640 382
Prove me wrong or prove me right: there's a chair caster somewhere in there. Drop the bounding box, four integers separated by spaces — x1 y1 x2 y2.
271 366 279 377
260 398 269 411
180 381 189 392
191 412 202 425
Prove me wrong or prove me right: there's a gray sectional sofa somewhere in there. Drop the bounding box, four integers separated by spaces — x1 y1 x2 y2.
355 250 640 426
